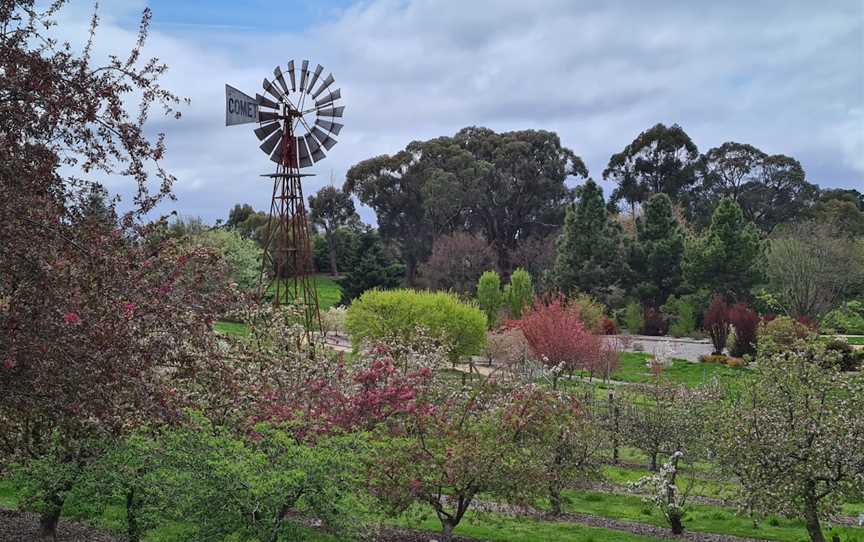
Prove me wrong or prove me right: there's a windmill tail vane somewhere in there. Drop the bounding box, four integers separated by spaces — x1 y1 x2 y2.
225 59 345 337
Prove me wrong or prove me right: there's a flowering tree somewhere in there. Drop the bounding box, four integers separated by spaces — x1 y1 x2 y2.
630 451 692 534
712 340 864 542
501 386 604 515
367 384 534 540
515 297 609 389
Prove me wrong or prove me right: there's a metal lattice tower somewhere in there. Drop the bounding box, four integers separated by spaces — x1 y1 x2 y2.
225 59 344 335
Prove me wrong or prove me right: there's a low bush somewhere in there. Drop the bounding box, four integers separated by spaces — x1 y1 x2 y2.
623 301 644 334
601 316 618 335
345 289 487 360
505 267 533 319
823 339 864 372
567 292 607 333
321 305 348 336
820 300 864 334
642 307 667 336
700 354 728 364
477 271 504 328
663 295 698 338
725 357 747 368
704 296 731 355
758 316 814 350
728 303 759 357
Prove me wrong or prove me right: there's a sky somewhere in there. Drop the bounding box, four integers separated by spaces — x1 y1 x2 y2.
53 0 863 224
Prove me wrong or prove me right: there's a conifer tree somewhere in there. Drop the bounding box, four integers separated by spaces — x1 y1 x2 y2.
684 198 762 300
553 180 625 302
629 194 685 308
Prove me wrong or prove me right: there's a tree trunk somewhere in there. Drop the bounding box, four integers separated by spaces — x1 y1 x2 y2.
126 487 140 542
649 452 658 472
803 482 825 542
327 233 338 276
39 491 65 539
549 486 563 516
669 513 684 535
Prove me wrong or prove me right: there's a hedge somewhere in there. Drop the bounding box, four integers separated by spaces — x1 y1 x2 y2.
345 289 487 360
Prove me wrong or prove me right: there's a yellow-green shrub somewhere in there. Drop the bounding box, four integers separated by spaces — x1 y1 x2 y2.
345 289 487 360
700 354 728 364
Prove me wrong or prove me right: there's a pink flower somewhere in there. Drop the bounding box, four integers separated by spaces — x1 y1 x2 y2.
122 302 136 317
3 358 15 369
63 312 81 325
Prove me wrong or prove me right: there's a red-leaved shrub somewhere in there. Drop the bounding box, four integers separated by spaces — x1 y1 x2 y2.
642 308 667 336
515 297 615 387
728 303 759 357
704 296 731 355
601 316 618 335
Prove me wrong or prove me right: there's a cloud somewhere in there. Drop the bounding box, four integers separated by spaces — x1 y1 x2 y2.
53 0 863 223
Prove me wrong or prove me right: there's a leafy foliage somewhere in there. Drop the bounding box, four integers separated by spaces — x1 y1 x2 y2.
728 303 759 357
629 193 685 309
338 229 404 303
604 123 700 212
712 340 864 542
345 289 486 361
622 301 644 334
505 267 534 320
765 221 864 319
684 198 762 300
309 186 361 276
476 271 504 328
703 296 731 355
554 180 626 303
821 300 864 334
191 228 261 291
662 295 698 338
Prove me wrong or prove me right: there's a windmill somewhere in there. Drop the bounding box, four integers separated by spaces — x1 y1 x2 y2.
225 59 344 334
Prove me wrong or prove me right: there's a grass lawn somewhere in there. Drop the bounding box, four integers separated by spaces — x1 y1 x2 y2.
609 352 748 388
844 336 864 345
267 275 342 310
391 511 670 542
214 276 342 337
558 489 861 542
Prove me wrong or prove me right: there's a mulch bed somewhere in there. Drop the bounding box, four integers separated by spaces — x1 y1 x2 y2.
0 508 119 542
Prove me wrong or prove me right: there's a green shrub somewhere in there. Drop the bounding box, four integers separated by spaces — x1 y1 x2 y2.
758 316 814 351
821 300 864 334
476 271 503 328
662 295 697 338
505 267 533 319
567 292 606 333
823 339 864 372
622 301 644 334
345 289 487 360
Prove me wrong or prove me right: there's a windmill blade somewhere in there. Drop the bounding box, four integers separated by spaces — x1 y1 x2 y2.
296 136 313 168
311 73 334 99
254 121 280 141
269 137 285 163
315 88 341 108
287 60 296 91
317 106 344 118
304 133 325 162
273 66 290 95
259 128 283 155
315 119 343 135
262 77 284 100
306 64 324 94
310 126 338 150
299 60 310 92
258 110 280 123
256 93 279 110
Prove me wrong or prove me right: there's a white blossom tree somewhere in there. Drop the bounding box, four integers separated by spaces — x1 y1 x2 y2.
712 340 864 542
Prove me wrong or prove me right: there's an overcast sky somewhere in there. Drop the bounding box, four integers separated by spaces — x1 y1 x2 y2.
55 0 863 224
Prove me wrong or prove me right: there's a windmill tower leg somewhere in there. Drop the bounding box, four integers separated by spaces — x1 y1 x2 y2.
257 118 322 340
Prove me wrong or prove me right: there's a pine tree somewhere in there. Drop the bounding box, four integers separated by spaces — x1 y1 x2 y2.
339 230 405 303
629 194 685 308
684 198 762 301
553 180 625 301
